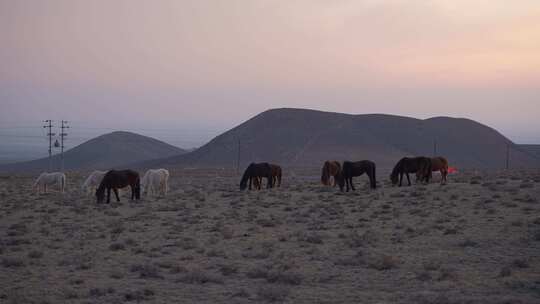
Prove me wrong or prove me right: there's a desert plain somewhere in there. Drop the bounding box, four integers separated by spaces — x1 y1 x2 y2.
0 168 539 304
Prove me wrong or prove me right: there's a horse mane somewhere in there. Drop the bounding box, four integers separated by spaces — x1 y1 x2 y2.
390 158 404 179
240 163 254 188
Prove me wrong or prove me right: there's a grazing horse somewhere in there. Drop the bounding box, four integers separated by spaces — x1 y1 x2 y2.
141 168 170 197
252 164 282 189
416 157 449 185
34 172 66 193
390 157 432 186
339 160 377 191
269 164 282 187
96 170 140 204
321 161 342 187
82 170 107 195
240 163 273 190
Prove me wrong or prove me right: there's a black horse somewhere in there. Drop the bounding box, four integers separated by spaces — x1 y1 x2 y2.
96 170 140 204
240 163 273 190
390 157 432 186
338 160 377 191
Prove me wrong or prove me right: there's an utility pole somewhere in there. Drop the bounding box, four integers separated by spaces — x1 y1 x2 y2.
237 139 241 175
43 120 55 171
506 143 510 170
60 120 69 172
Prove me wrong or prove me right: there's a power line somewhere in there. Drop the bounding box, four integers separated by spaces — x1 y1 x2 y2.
60 120 69 172
43 120 55 171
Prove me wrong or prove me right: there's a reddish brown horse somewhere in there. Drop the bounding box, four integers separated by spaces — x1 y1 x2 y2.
96 170 140 204
417 157 449 184
321 161 342 187
253 164 282 189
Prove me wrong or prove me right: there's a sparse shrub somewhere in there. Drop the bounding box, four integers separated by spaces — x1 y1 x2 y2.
458 238 478 247
437 267 458 281
247 266 269 279
109 242 125 251
423 260 441 271
500 266 512 277
368 255 399 271
125 238 138 246
219 264 238 276
1 257 25 268
109 269 124 279
232 289 250 298
176 269 223 284
416 271 432 281
256 285 290 302
124 289 155 302
512 258 529 269
130 264 162 279
28 250 44 259
267 270 303 285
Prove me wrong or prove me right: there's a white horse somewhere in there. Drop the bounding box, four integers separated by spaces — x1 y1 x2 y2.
34 172 66 193
141 169 169 197
81 170 107 195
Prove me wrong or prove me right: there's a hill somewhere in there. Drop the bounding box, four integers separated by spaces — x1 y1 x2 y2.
138 108 540 170
0 131 185 172
518 145 540 160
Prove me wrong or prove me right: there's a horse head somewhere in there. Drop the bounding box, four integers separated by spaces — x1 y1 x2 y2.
95 188 105 204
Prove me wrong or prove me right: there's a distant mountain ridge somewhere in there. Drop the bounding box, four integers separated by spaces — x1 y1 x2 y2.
137 108 540 170
0 131 185 172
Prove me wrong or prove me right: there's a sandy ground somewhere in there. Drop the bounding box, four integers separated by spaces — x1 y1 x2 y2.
0 169 539 304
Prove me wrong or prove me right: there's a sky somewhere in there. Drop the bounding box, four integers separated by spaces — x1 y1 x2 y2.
1 0 539 161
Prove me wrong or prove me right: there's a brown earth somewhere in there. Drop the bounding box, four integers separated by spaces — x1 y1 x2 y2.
0 168 539 303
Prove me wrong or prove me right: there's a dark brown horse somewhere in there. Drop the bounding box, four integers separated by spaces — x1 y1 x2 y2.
321 160 341 187
96 170 140 204
338 160 377 191
417 156 449 184
240 163 273 190
390 157 432 186
251 164 282 189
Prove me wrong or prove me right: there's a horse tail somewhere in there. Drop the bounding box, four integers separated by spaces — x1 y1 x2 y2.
239 164 253 190
277 167 282 187
371 162 377 189
321 162 329 185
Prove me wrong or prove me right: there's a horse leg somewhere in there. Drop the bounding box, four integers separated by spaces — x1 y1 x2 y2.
350 178 355 191
106 188 111 204
114 188 120 202
406 173 411 186
248 177 252 190
399 173 403 187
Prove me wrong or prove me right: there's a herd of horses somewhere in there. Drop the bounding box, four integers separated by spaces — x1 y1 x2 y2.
243 156 449 192
32 156 449 202
33 168 170 204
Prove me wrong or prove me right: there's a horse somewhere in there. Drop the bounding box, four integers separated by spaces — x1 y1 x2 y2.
239 163 273 190
338 160 377 191
141 168 170 197
34 172 66 193
270 164 282 187
82 170 107 195
390 157 432 186
416 157 449 185
96 170 140 204
252 164 282 189
321 161 341 187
